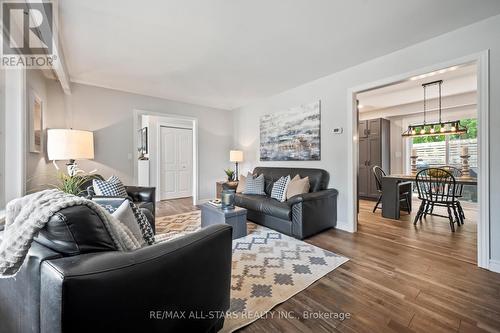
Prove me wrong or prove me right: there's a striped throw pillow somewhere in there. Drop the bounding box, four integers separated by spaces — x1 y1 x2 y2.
243 174 265 195
271 175 291 202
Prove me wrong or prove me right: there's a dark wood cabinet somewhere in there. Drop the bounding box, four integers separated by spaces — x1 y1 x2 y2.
358 118 390 199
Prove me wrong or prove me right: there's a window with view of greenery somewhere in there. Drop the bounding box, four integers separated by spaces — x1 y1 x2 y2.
411 118 478 202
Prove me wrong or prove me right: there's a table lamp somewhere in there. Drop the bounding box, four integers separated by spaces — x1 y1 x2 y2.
47 129 94 176
229 150 243 181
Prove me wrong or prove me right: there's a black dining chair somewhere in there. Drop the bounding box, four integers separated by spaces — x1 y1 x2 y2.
422 166 466 223
372 166 412 214
414 168 463 232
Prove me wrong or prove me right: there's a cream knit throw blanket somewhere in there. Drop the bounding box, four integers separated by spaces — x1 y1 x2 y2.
0 189 141 277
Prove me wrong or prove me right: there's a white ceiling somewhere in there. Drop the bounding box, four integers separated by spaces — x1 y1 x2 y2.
357 64 477 112
59 0 500 110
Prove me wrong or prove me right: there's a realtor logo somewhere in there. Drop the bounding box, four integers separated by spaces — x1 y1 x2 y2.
1 1 56 68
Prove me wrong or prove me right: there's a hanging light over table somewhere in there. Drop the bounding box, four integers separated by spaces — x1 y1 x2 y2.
402 79 467 137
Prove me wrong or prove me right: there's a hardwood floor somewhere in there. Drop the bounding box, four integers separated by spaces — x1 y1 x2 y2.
156 197 197 216
156 198 500 332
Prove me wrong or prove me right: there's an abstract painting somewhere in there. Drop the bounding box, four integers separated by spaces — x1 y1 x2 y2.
260 100 320 161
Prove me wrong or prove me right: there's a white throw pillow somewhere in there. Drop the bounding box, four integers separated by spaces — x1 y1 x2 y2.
111 200 145 247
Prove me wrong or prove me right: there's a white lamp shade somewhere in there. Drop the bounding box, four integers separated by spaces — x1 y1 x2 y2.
47 129 94 161
230 150 243 162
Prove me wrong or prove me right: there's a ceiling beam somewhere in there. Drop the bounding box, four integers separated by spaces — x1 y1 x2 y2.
27 0 71 94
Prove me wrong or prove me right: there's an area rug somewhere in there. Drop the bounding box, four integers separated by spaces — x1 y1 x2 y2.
156 211 348 332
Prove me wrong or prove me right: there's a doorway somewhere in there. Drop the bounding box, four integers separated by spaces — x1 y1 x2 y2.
132 110 199 205
160 126 193 200
347 52 490 270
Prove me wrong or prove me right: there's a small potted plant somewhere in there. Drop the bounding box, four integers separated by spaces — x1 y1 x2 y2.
224 168 235 182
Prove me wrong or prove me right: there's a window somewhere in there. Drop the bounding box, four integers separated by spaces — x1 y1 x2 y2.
411 118 478 202
412 118 478 169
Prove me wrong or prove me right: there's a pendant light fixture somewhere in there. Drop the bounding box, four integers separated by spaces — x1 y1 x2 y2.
402 79 467 137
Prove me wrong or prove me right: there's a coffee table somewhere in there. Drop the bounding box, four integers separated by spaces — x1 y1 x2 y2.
200 203 247 239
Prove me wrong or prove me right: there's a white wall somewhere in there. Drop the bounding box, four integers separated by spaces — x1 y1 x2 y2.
0 69 5 208
25 70 67 192
44 82 233 201
233 15 500 261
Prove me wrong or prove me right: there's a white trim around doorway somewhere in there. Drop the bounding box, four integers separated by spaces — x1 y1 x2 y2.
346 51 491 271
132 109 199 206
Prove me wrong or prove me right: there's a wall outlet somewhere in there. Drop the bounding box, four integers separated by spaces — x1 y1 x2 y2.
333 127 343 134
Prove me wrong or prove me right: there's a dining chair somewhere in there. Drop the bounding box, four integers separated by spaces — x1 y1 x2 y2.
423 166 465 223
414 168 463 232
372 166 411 214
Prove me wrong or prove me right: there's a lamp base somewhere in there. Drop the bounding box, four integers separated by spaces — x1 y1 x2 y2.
66 159 78 177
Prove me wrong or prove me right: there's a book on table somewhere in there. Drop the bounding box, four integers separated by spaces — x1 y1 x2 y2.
208 199 222 208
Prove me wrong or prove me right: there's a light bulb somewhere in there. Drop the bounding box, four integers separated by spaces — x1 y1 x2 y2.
420 129 426 135
411 129 416 135
440 127 446 133
451 126 456 132
430 128 435 134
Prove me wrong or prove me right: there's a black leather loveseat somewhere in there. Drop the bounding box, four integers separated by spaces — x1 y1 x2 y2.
235 167 338 239
0 204 232 332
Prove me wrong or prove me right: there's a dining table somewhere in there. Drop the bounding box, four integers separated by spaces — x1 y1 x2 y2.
381 174 478 220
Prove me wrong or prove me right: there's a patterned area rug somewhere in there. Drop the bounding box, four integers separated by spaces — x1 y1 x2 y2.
154 211 201 242
156 211 348 332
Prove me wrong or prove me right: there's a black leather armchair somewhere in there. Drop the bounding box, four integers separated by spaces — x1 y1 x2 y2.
0 206 232 333
235 167 338 239
80 175 157 231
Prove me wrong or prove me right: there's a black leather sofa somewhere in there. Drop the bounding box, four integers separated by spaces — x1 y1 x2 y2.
235 167 338 239
0 204 232 332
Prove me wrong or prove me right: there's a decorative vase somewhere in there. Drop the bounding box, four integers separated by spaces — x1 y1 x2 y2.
221 189 235 210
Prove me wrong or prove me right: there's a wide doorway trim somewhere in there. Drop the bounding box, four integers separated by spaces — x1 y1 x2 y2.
346 51 490 271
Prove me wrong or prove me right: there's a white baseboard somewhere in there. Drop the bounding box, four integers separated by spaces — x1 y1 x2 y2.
489 260 500 273
196 198 211 205
336 220 354 233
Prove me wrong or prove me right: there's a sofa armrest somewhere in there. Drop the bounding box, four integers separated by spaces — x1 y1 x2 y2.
126 186 156 203
287 189 338 239
287 188 339 205
126 186 156 212
40 224 232 333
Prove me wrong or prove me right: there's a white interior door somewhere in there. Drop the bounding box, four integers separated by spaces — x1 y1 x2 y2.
160 126 193 200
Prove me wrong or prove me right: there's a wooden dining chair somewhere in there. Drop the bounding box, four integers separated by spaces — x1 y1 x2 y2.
414 168 463 232
372 166 411 214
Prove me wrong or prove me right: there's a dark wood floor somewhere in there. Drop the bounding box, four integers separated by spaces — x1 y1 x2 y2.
156 198 500 332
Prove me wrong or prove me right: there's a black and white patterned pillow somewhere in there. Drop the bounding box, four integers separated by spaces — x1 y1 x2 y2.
93 175 128 197
271 175 291 202
243 174 265 195
129 202 155 245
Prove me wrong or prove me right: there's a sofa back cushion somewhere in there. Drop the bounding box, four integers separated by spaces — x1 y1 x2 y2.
253 167 329 192
34 205 117 256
